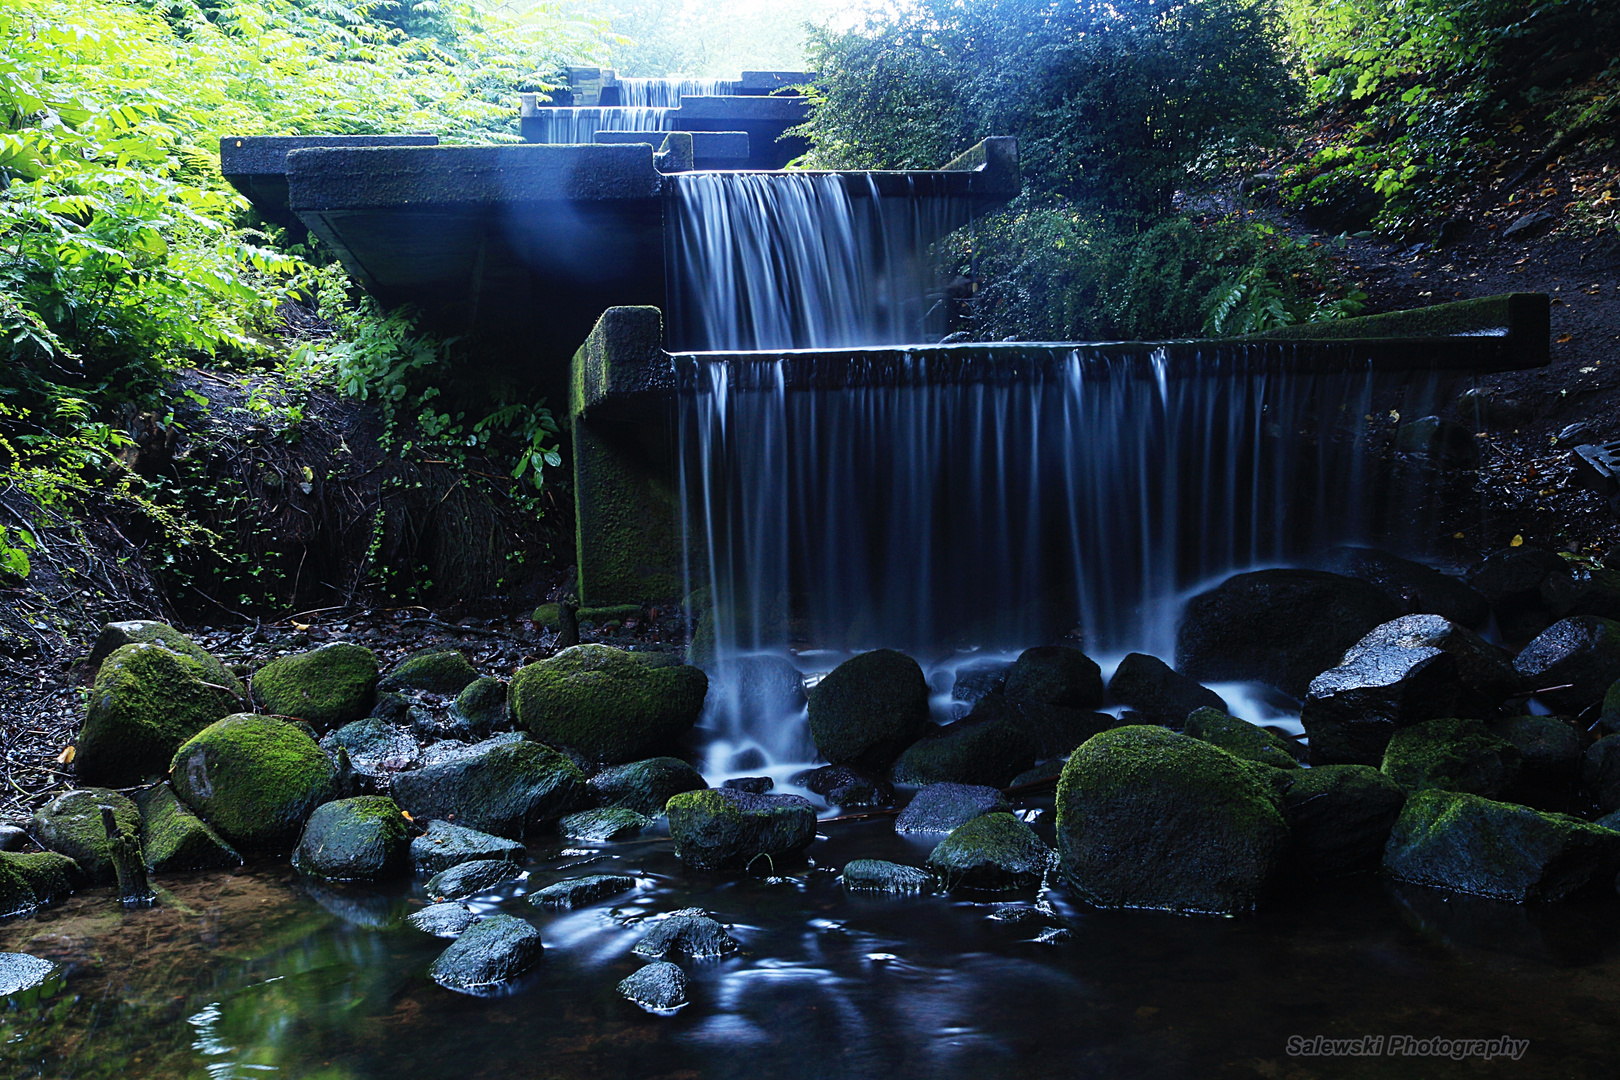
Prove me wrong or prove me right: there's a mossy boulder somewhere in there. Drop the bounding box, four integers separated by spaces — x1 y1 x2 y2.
428 913 543 991
88 620 244 695
890 713 1040 788
0 852 82 904
528 873 638 909
588 757 708 816
509 645 707 763
1514 616 1620 714
251 643 379 731
926 813 1053 892
169 713 340 851
134 782 242 873
453 677 509 735
1383 789 1620 901
0 862 37 920
842 859 934 894
665 788 817 872
390 739 587 839
1003 646 1104 708
807 649 931 770
1491 715 1582 809
558 807 652 842
1380 718 1522 798
893 783 1008 835
1280 764 1406 880
76 643 237 787
381 647 479 695
961 695 1119 761
1055 726 1289 914
1106 652 1227 726
1184 708 1302 770
409 819 525 876
29 787 141 885
293 796 410 882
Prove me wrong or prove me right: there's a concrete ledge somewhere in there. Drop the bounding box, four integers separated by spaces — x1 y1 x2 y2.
594 130 750 162
571 306 670 419
1255 293 1550 367
675 95 810 122
221 134 438 178
739 71 813 92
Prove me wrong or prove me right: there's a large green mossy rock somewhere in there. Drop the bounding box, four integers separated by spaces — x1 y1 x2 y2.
1280 764 1406 880
1003 646 1104 708
453 677 509 734
509 645 707 763
1056 726 1289 914
665 788 817 872
1380 718 1522 797
251 643 379 731
134 782 242 873
0 852 81 905
1184 708 1302 770
588 757 707 816
890 712 1040 788
390 740 587 839
170 714 339 851
293 796 410 882
381 648 479 695
0 863 38 919
29 787 141 885
926 812 1053 892
76 643 237 787
88 620 244 695
807 649 931 770
1383 789 1620 901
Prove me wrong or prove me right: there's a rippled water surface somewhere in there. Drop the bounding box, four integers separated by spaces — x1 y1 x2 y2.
4 811 1619 1080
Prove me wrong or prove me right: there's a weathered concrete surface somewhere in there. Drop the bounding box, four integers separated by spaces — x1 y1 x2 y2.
595 130 750 169
220 135 438 225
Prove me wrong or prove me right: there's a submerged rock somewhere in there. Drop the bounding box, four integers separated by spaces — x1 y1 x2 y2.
1320 547 1490 629
424 857 520 902
890 712 1039 788
806 649 931 770
390 739 586 840
1280 765 1406 880
1381 718 1523 798
589 757 708 816
1055 726 1289 914
251 643 380 731
618 961 689 1011
293 796 410 882
1183 708 1302 770
842 859 934 894
29 787 142 885
1383 790 1620 902
381 647 479 695
632 909 740 960
1176 569 1401 697
527 874 638 909
510 645 708 763
926 813 1052 892
1106 653 1226 727
76 643 236 787
893 783 1008 835
1300 646 1461 766
1515 616 1620 714
429 913 543 990
558 807 652 842
409 819 525 877
407 902 478 938
665 789 816 872
135 782 242 873
170 713 340 851
0 953 64 1009
1003 646 1104 709
795 765 895 809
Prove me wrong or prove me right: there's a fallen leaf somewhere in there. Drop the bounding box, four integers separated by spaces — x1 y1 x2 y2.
292 621 310 631
1557 333 1573 343
1511 534 1525 547
57 745 75 765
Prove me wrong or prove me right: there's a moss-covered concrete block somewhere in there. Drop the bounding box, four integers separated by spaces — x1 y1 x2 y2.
293 796 410 882
170 713 340 851
251 643 379 731
134 782 243 873
380 648 478 695
76 643 237 787
510 645 707 763
29 788 142 886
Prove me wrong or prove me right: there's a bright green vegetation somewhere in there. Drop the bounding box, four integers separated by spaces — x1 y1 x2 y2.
509 645 708 763
134 782 243 873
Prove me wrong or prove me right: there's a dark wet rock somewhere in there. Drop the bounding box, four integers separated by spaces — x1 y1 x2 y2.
926 812 1052 892
806 649 931 770
1395 415 1480 469
711 655 807 719
1031 926 1073 944
1345 614 1518 702
665 788 816 872
418 734 524 769
29 788 141 885
1468 547 1567 618
1106 653 1226 728
407 902 478 938
170 713 340 851
527 873 638 909
1490 715 1582 809
618 961 688 1011
793 765 895 809
721 777 773 794
1176 569 1402 698
510 645 708 763
1381 718 1522 798
632 908 740 960
409 819 524 876
890 713 1039 788
429 913 543 990
0 861 35 920
381 647 478 695
1300 646 1462 766
728 747 768 772
251 643 380 732
0 852 82 905
0 953 64 1008
134 782 242 873
949 659 1011 706
88 620 244 694
1383 789 1620 902
369 691 410 724
424 857 520 901
408 704 473 744
1541 568 1620 622
453 677 509 735
1009 759 1066 789
390 739 586 840
293 796 410 882
76 643 236 787
558 807 651 842
1320 548 1490 629
1581 735 1620 814
1003 646 1103 709
955 694 1118 761
1055 726 1289 914
1603 680 1620 735
894 783 1009 835
1514 616 1620 714
842 859 934 894
589 757 708 816
0 826 25 852
320 718 421 792
1184 708 1302 769
1280 765 1406 880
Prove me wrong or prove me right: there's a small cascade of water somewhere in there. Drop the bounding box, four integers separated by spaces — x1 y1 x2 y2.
618 77 741 107
667 172 968 351
524 106 675 144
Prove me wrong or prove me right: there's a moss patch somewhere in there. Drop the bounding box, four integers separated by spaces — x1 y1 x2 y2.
453 677 508 733
0 859 36 920
134 782 242 873
926 812 1053 891
509 645 707 763
29 787 142 885
1381 718 1522 797
380 648 478 695
665 787 816 871
76 643 237 787
251 643 379 731
1184 708 1302 770
88 620 244 695
0 852 82 904
170 713 339 852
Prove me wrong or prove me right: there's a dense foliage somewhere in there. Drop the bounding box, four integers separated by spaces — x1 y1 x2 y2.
559 0 834 77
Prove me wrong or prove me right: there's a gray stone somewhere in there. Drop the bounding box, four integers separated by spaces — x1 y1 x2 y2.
407 902 478 938
1491 715 1582 808
1300 645 1462 766
1281 765 1406 880
428 913 543 990
1345 614 1518 702
390 739 587 839
589 757 707 816
926 813 1052 892
618 961 689 1012
1515 616 1620 714
424 857 520 901
452 677 509 736
894 783 1008 835
1003 646 1103 708
1320 547 1490 629
842 859 934 894
527 873 638 909
558 807 652 842
320 718 421 792
665 789 816 872
292 796 411 882
632 909 739 960
807 649 931 770
1468 547 1566 617
721 776 774 794
1106 652 1227 727
409 819 525 876
0 826 26 852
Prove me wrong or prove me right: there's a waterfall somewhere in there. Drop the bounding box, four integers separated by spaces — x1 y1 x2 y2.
524 107 676 144
619 77 741 107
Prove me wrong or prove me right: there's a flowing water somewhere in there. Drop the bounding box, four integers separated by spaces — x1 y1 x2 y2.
618 77 741 107
523 107 677 144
